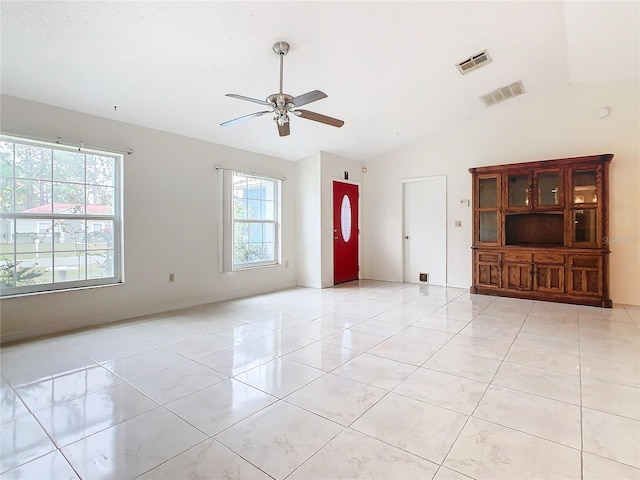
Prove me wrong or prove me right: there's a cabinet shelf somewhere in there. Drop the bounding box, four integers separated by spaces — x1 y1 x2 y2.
505 213 564 246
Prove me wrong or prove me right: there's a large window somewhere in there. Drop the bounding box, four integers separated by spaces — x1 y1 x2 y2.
0 136 122 296
232 172 279 269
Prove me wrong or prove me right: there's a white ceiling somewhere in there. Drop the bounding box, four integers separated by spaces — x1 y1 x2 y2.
1 1 638 161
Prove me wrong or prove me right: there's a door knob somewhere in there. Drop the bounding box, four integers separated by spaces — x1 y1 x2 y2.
404 236 409 239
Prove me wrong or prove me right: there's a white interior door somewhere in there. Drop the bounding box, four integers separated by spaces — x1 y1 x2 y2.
403 176 447 285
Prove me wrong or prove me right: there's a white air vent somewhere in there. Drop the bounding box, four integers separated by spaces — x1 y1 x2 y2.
480 81 525 107
457 50 492 74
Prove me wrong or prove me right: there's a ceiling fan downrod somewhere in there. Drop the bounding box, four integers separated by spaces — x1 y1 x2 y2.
271 41 291 125
272 41 289 95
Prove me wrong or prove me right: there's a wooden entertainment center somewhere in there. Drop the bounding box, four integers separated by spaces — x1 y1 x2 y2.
469 154 613 307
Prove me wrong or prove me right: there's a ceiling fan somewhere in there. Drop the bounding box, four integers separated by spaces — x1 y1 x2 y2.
220 41 344 137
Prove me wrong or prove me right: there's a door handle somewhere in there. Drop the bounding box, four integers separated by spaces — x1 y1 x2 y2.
404 236 409 239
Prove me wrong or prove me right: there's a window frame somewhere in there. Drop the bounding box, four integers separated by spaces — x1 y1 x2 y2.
228 171 281 271
0 135 123 297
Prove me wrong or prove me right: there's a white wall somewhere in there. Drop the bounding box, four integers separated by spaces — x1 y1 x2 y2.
296 153 322 288
295 151 364 288
362 81 640 306
320 153 364 288
0 95 298 341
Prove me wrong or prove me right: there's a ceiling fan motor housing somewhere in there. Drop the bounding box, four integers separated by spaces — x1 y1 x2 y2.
267 93 293 107
267 93 294 125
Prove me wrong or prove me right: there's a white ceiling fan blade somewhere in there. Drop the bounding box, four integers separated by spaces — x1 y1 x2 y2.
225 94 274 107
290 90 327 107
220 111 271 127
293 109 344 127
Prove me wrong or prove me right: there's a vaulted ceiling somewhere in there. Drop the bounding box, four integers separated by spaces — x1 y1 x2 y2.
1 1 638 161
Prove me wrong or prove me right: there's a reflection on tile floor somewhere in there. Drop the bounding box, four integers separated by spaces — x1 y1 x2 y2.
1 280 639 479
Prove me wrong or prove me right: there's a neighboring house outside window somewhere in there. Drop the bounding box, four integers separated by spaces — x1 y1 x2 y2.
232 172 280 270
0 136 123 296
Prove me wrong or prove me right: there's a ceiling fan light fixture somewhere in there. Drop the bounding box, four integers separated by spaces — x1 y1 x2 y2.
276 114 289 126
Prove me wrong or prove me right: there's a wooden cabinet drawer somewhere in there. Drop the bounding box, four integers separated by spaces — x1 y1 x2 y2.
477 252 500 263
533 253 564 264
503 252 532 262
570 256 600 268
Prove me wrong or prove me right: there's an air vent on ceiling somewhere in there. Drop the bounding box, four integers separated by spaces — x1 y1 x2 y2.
457 50 492 74
480 81 525 107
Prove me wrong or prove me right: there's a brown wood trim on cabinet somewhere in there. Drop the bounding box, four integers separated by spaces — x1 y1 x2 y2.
470 154 613 307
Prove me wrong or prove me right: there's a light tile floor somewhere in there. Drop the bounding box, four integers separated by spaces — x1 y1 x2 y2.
1 281 639 479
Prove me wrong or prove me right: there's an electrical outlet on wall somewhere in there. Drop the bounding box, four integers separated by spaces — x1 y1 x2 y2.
455 221 462 228
169 273 175 282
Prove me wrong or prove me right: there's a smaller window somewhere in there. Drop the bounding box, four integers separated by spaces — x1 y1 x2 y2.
37 221 50 236
90 222 104 233
232 172 280 270
341 195 352 242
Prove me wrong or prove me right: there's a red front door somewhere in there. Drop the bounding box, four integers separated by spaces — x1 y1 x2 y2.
333 181 359 284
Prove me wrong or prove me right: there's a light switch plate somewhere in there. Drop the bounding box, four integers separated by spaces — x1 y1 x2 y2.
455 220 462 227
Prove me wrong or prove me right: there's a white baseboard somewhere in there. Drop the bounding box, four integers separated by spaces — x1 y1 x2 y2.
1 281 296 344
295 281 323 289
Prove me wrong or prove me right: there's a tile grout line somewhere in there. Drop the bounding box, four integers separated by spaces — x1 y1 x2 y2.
578 304 585 480
147 403 277 479
412 291 497 479
435 298 535 477
132 414 278 480
58 446 84 480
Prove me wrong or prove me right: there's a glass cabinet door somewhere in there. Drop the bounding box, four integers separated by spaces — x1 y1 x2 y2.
479 177 497 208
573 170 598 204
537 171 561 206
573 209 597 244
507 173 530 208
479 211 498 242
477 176 500 244
570 167 600 246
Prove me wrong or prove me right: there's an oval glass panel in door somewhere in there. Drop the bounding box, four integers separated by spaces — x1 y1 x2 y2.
341 194 352 242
